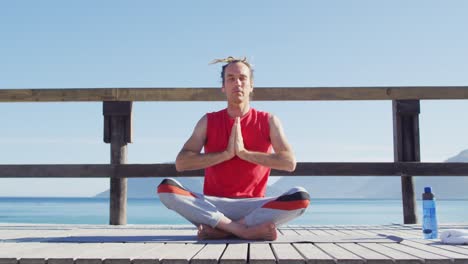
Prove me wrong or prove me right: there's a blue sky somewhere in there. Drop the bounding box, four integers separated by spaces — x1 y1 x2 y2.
1 0 467 196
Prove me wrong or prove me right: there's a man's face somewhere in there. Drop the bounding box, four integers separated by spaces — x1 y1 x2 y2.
222 62 253 104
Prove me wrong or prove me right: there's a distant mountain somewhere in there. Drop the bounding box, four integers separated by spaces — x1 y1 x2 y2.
351 149 468 199
446 149 468 162
269 149 468 199
266 176 374 198
95 149 468 199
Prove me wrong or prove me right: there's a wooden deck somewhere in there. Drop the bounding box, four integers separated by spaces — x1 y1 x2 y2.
1 223 468 264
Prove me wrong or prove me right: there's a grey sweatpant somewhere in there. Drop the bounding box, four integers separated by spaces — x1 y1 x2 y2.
157 178 310 228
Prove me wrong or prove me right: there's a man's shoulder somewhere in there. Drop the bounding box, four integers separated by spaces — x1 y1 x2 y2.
205 109 227 125
251 108 272 120
206 108 227 116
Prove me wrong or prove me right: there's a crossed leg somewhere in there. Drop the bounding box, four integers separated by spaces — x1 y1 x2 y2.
157 178 308 241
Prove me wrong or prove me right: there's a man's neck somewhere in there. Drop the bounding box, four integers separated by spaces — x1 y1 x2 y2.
227 102 250 118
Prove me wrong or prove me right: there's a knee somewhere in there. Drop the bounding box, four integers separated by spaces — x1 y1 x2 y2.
157 179 178 209
284 187 310 199
286 186 309 196
158 178 178 187
157 178 182 194
278 187 310 209
156 178 177 207
156 178 197 205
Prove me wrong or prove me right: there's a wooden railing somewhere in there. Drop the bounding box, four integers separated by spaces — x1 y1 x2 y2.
1 86 468 225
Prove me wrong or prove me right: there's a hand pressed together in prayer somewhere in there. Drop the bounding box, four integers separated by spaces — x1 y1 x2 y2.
225 117 248 160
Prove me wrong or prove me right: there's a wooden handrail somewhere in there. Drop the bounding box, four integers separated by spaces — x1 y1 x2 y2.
1 86 468 102
0 162 467 178
2 86 467 225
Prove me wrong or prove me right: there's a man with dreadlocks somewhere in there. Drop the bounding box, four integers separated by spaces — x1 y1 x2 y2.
157 57 310 241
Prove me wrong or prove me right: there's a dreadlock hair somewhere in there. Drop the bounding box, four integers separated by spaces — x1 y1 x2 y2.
209 56 254 87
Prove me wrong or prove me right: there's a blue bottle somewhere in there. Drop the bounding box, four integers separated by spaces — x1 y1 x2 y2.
422 187 438 239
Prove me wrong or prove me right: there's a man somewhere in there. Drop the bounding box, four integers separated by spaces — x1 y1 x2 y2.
157 57 310 240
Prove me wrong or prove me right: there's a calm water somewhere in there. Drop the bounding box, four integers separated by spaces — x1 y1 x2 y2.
0 197 467 225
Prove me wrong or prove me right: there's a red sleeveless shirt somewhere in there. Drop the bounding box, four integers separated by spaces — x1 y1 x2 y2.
204 108 272 198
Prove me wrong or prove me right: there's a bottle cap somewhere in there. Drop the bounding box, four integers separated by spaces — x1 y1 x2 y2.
424 187 432 193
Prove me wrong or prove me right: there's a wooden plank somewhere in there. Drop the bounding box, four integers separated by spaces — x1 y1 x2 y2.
0 243 48 264
335 230 371 237
2 87 468 102
0 164 114 178
1 243 149 264
357 228 384 233
0 259 19 264
338 243 393 264
388 229 420 239
357 228 402 237
393 100 420 225
103 101 132 144
359 243 422 264
369 229 412 242
271 244 305 264
75 259 102 264
314 243 364 264
158 244 204 264
68 227 195 238
361 228 409 239
191 244 226 264
0 243 50 257
294 229 315 235
70 243 156 260
325 230 349 236
101 243 163 264
220 244 247 264
279 229 299 236
102 260 129 264
401 241 468 262
0 229 72 240
407 229 424 236
19 259 45 264
109 114 128 225
34 243 93 264
436 244 468 255
3 162 468 178
383 243 452 264
249 244 276 264
30 243 161 264
391 229 421 237
310 230 335 236
133 259 159 264
293 243 335 264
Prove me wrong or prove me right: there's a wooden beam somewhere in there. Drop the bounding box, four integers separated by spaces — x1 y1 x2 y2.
1 87 468 102
0 164 114 177
103 101 132 143
104 102 131 225
393 100 420 224
1 162 468 178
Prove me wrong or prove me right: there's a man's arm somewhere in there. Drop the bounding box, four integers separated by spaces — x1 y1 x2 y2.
175 115 235 171
236 115 296 172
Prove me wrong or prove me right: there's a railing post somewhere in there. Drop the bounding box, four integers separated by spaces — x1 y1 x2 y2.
103 101 133 225
392 100 420 224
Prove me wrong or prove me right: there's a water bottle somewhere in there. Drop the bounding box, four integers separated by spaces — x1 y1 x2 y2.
422 187 438 239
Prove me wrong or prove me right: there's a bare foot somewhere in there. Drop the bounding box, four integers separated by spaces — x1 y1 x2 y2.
197 224 233 240
242 222 277 241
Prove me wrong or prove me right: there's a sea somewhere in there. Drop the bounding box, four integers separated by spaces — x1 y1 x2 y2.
1 197 467 225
